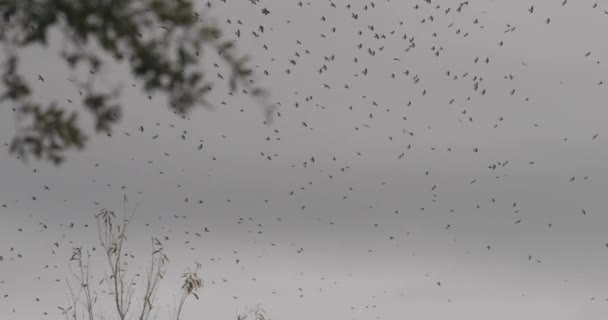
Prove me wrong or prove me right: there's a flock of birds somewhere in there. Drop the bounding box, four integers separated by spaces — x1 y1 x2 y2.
1 0 608 319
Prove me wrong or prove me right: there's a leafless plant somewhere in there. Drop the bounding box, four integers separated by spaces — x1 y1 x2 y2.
60 246 95 320
59 196 268 320
237 304 267 320
170 262 203 320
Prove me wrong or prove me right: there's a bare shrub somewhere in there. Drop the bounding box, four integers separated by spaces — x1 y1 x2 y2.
59 197 266 320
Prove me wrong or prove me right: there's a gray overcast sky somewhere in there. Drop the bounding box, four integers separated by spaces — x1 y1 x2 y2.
2 0 608 319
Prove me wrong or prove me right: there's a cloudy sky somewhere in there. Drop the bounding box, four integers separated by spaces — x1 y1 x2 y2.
1 0 608 319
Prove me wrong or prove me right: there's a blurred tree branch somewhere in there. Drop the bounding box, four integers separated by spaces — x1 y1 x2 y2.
1 0 273 165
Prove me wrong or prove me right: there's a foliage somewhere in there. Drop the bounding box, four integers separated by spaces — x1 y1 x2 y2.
1 0 271 165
